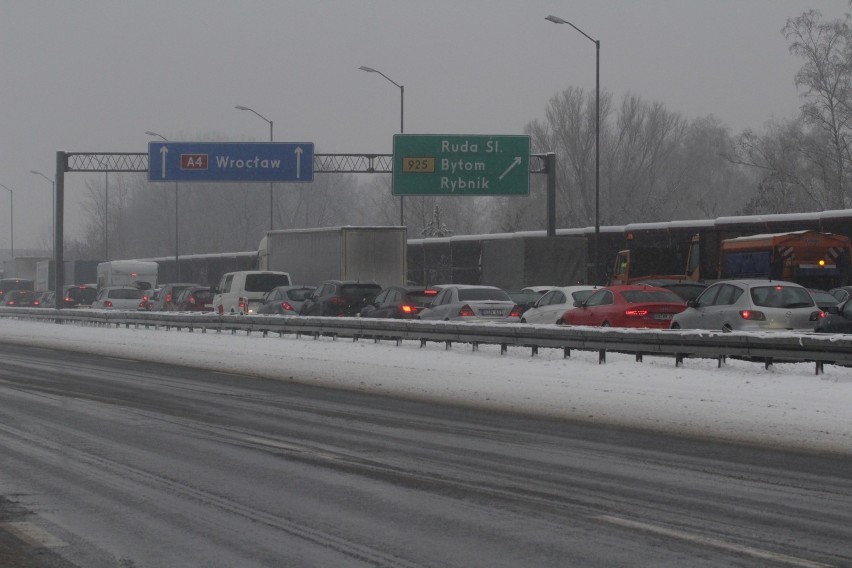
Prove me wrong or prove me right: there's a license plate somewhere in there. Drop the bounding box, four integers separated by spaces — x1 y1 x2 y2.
203 304 212 309
653 313 673 320
480 309 503 316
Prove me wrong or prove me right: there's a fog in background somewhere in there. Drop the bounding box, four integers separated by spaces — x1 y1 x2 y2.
1 0 849 258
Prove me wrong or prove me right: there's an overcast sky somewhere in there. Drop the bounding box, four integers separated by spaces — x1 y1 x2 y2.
1 0 849 252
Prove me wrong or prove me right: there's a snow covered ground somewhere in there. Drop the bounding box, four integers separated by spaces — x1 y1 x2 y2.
1 318 850 455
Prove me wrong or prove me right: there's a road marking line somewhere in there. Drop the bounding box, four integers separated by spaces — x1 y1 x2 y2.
596 515 833 568
0 522 67 548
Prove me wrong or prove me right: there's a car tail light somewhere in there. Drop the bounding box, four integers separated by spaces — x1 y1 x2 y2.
458 304 475 317
6 300 14 306
33 299 41 306
238 297 248 311
138 300 146 308
166 293 172 304
281 301 295 312
188 296 197 305
819 310 827 319
401 304 416 314
739 310 765 320
104 300 113 308
809 311 821 321
331 296 347 306
624 309 649 317
424 289 439 296
509 305 523 318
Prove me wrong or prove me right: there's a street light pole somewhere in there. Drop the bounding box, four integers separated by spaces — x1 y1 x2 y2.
0 183 13 258
359 65 405 227
30 170 55 260
235 105 275 231
146 131 180 281
546 15 600 285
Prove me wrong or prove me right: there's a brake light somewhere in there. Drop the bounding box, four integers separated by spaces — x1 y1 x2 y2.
624 309 649 317
281 301 295 312
188 296 197 305
424 289 439 296
238 297 247 311
138 300 147 309
33 299 41 306
509 305 523 318
401 304 416 314
739 310 766 320
331 296 347 306
819 310 827 319
458 304 475 317
6 300 14 306
166 293 172 304
104 300 113 308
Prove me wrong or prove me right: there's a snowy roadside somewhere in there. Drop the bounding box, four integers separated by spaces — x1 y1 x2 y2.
1 318 850 455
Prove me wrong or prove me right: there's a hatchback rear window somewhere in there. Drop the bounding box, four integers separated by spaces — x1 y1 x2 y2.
405 291 434 306
621 290 684 303
68 287 97 304
192 290 214 302
286 288 314 301
750 285 814 308
340 284 382 298
458 288 511 301
109 288 142 300
245 273 291 292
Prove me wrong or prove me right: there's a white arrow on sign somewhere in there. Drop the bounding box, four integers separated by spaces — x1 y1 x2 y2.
294 146 303 179
159 146 169 179
499 156 522 180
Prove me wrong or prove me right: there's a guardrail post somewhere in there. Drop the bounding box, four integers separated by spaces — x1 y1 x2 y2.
635 353 643 363
675 353 684 367
598 349 606 364
815 361 824 375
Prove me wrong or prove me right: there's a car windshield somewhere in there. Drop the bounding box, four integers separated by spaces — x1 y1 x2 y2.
621 290 684 303
750 285 814 308
108 288 142 300
458 288 511 301
245 274 291 292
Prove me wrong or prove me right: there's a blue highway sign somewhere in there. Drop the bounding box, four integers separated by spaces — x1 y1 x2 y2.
148 142 314 182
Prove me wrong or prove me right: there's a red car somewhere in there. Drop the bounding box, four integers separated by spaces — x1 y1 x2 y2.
558 284 686 328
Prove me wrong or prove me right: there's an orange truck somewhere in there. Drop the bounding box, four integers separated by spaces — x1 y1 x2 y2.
718 230 851 289
610 230 851 289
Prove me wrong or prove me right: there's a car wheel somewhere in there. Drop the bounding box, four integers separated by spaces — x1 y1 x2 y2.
520 318 527 323
556 319 564 325
671 322 681 330
722 324 733 333
601 321 611 327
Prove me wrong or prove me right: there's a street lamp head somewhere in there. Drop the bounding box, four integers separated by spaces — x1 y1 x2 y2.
234 105 250 111
29 170 40 175
145 131 168 141
545 15 569 24
358 66 378 73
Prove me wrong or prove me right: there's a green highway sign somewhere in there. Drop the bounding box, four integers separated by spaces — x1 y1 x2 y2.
392 134 530 196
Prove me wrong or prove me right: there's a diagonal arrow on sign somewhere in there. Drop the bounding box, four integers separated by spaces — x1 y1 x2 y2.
499 156 522 180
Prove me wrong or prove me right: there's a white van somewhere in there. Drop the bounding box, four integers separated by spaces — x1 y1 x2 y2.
213 271 291 315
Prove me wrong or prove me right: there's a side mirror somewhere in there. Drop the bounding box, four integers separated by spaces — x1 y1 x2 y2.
687 298 697 308
573 300 583 308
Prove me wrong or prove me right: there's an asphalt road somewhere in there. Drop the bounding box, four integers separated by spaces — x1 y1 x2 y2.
0 343 850 567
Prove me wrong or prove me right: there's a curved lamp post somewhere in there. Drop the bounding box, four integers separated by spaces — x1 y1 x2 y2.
146 131 180 280
546 14 600 284
359 65 405 227
235 105 275 231
0 182 13 258
29 170 55 259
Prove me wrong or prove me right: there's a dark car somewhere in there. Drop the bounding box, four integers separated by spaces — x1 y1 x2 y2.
300 280 382 317
149 283 198 311
171 286 215 312
3 289 40 307
0 278 34 303
360 286 437 319
809 288 841 311
257 285 315 316
61 284 98 308
815 298 852 333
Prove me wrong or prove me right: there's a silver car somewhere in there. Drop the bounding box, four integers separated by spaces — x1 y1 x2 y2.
418 285 521 322
671 279 820 332
91 286 144 310
521 285 598 324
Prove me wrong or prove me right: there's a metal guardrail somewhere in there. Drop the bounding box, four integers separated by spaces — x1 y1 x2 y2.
1 308 850 375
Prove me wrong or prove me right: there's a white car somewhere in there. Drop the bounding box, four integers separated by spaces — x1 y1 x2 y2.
213 271 292 315
91 286 144 310
418 285 521 322
521 285 599 324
